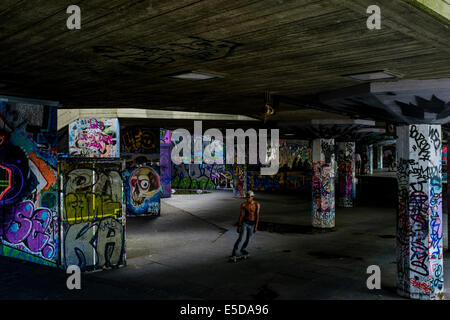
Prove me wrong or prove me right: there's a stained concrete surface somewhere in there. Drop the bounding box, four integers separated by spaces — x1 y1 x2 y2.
0 190 449 300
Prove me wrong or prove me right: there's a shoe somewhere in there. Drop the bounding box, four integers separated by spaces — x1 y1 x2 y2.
241 250 249 255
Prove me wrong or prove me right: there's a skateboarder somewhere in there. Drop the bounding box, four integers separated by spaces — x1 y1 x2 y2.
231 190 260 260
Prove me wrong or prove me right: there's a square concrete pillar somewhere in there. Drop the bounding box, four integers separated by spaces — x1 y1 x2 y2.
368 145 374 175
396 124 444 300
377 145 383 169
312 139 335 228
337 142 355 207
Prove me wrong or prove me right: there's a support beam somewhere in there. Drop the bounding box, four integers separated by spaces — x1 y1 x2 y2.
312 139 336 228
396 124 444 300
337 142 356 207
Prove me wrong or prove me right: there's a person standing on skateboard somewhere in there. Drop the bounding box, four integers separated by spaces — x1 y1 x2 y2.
231 190 260 259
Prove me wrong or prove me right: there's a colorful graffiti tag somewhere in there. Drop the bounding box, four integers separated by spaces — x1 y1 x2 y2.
396 124 443 300
0 101 59 267
61 160 125 271
160 129 172 198
69 118 120 158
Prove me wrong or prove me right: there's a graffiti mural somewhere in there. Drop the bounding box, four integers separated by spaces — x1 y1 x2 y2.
160 129 172 198
69 118 120 158
279 140 311 169
397 124 443 300
121 127 161 215
0 101 59 267
311 139 335 228
171 163 233 190
61 159 125 271
337 142 355 207
122 127 159 155
246 170 309 191
123 155 161 216
232 164 247 197
247 171 282 191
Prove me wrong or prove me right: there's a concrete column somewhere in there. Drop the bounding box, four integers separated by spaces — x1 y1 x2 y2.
368 145 374 175
396 124 444 300
337 142 355 207
312 139 336 228
377 145 383 169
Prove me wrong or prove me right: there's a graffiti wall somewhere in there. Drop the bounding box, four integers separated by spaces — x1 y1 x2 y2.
122 126 159 155
396 124 443 300
121 127 161 216
311 139 335 228
60 159 126 271
160 129 171 198
171 163 234 190
69 118 120 158
247 171 282 191
337 142 355 207
0 101 59 267
279 140 311 169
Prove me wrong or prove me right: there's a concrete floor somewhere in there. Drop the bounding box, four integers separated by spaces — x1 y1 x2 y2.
1 190 449 300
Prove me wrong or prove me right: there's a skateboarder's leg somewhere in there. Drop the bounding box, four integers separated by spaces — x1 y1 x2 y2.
232 228 245 256
241 224 254 254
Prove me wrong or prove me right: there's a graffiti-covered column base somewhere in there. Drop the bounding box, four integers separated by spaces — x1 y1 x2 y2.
311 139 335 228
337 142 355 208
60 158 127 271
396 124 444 300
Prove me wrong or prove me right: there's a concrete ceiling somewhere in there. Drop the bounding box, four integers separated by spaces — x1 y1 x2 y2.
0 0 449 121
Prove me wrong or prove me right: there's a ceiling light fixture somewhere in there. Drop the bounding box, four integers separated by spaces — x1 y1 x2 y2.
342 70 400 81
167 71 224 81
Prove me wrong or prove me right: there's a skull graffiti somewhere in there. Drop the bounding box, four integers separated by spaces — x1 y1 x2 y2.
130 167 160 207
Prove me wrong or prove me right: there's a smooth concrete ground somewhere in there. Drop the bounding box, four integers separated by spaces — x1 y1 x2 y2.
1 190 449 300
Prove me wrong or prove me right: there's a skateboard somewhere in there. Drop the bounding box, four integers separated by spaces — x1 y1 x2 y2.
229 255 249 263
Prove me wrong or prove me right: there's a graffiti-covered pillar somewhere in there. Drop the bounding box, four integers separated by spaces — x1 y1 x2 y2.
311 139 335 228
337 142 355 207
160 129 172 198
367 145 374 175
396 124 444 300
377 145 383 169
